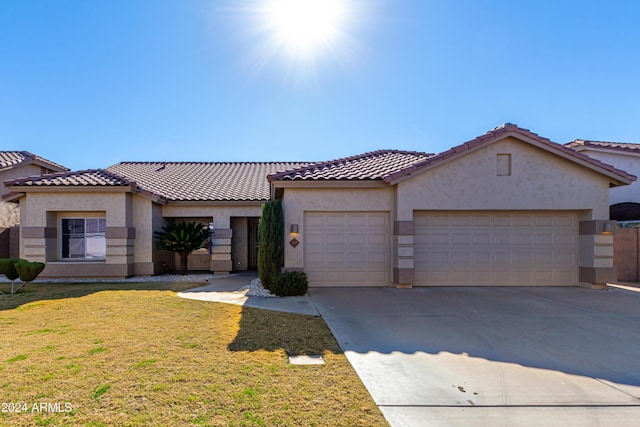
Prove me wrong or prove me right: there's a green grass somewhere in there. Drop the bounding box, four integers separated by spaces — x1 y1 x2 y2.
0 280 388 426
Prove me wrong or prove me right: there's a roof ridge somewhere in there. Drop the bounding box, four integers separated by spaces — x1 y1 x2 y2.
4 168 134 187
112 160 313 166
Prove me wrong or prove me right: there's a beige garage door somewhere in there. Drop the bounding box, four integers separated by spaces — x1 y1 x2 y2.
414 211 577 286
304 212 390 287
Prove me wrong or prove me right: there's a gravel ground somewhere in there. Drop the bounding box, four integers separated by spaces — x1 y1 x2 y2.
241 277 276 298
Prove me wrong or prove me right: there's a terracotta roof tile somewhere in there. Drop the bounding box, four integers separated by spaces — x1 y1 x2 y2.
565 139 640 153
107 162 309 201
7 162 310 201
384 123 636 184
5 169 133 188
0 151 69 171
268 150 433 181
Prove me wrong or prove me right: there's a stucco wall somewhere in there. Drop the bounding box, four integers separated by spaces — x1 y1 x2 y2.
0 164 42 198
397 137 611 220
576 150 640 205
282 186 395 269
19 191 133 277
22 191 130 227
162 205 262 228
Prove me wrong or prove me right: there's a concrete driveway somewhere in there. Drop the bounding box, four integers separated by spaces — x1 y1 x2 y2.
309 286 640 427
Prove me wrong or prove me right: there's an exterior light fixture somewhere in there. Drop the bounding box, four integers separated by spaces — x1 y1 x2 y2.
603 221 615 235
290 224 300 248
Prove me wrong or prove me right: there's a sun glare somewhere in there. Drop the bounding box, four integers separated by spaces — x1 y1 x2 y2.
265 0 346 57
220 0 362 85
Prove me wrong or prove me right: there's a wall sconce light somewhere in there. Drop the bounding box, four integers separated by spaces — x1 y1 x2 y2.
603 221 615 235
289 224 300 248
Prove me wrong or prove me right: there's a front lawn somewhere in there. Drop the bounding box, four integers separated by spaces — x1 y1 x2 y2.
0 281 388 426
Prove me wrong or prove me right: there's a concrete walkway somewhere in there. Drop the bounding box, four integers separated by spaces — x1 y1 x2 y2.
309 286 640 427
177 272 319 316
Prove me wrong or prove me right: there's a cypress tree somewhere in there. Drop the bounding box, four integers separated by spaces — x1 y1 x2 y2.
258 200 284 291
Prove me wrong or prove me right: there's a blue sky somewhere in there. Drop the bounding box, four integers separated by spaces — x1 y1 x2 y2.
2 0 639 171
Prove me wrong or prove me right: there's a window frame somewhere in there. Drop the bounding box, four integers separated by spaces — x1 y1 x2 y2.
60 217 107 260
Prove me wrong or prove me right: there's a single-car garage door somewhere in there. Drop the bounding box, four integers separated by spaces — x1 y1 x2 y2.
304 212 390 287
414 211 577 286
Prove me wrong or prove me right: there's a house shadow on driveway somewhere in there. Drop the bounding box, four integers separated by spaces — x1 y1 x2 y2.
308 285 640 411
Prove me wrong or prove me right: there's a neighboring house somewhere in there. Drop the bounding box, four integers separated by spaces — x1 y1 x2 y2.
3 124 635 288
0 151 69 228
566 140 640 226
0 151 68 258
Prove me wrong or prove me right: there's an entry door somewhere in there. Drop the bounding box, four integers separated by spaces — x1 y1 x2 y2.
248 217 260 270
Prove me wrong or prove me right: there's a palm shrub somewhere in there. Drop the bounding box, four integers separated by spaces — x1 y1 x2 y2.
154 221 209 275
258 200 284 291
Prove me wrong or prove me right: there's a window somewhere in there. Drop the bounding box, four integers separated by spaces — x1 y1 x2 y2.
61 218 106 259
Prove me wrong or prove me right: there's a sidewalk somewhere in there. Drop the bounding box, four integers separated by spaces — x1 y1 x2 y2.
177 272 320 316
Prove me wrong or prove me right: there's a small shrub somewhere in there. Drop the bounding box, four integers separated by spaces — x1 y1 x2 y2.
0 258 20 281
15 260 46 283
271 271 309 297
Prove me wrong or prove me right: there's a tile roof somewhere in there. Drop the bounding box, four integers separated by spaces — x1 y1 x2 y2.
384 123 636 184
0 151 68 172
565 139 640 153
106 162 309 201
7 162 310 201
5 169 134 188
267 150 433 181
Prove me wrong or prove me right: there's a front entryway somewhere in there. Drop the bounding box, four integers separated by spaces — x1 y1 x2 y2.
248 217 259 270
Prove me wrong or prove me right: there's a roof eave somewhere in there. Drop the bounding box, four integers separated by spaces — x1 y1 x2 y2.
1 191 24 203
569 144 640 158
271 180 389 188
164 199 266 206
6 185 135 193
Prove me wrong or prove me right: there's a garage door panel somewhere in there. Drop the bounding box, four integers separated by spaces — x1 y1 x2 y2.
415 211 577 286
304 212 390 287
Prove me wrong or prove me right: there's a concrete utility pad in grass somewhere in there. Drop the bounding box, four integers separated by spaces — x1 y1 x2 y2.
288 355 325 365
310 286 640 427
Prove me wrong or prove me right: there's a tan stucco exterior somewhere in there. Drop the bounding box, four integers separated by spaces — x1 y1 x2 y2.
282 186 395 271
7 131 628 286
277 136 619 288
11 190 264 278
396 137 611 219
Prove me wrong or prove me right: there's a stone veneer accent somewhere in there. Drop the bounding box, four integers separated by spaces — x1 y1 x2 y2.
579 220 617 287
210 228 232 273
393 220 415 288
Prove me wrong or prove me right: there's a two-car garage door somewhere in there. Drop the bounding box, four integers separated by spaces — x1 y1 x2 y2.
303 210 578 287
414 211 578 286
